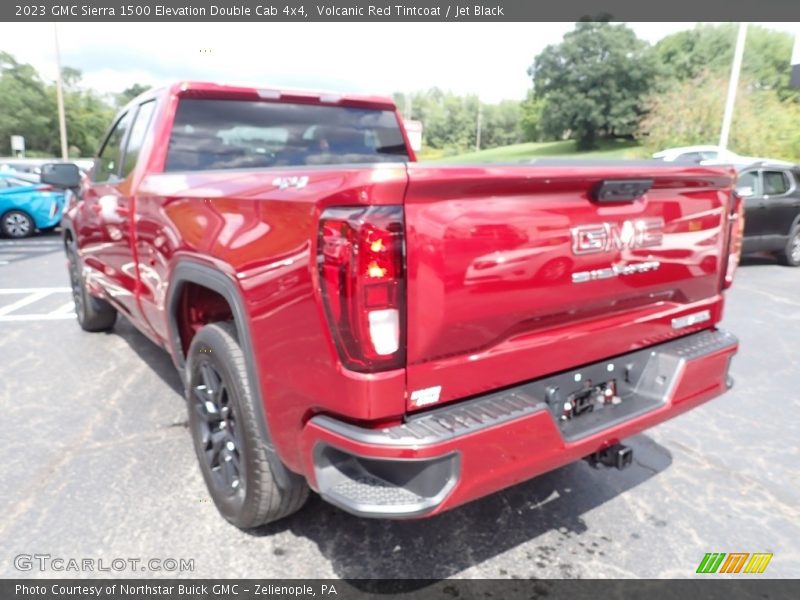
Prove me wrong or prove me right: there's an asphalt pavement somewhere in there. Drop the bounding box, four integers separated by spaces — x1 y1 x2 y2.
0 230 798 579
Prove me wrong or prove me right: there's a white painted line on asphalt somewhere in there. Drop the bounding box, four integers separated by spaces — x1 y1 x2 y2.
0 313 75 322
50 301 75 315
0 291 53 316
0 245 60 250
0 287 71 294
0 238 61 241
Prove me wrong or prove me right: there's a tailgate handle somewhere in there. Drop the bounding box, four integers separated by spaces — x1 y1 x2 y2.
593 179 653 203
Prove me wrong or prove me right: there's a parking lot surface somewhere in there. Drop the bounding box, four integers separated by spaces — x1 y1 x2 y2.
0 232 798 579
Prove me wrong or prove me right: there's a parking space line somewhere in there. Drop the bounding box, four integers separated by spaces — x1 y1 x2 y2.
50 301 76 315
0 313 75 322
0 245 60 250
0 287 71 294
0 291 53 316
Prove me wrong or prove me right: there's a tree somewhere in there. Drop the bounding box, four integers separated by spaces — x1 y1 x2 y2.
529 21 660 149
638 71 800 161
58 83 114 157
655 24 798 101
481 100 524 148
116 83 151 108
393 88 524 153
0 53 115 157
519 91 545 142
0 52 52 155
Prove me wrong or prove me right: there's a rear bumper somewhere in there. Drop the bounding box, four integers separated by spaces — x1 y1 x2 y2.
300 329 738 519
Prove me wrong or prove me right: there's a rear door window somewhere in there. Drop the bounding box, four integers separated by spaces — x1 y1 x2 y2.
762 171 790 196
165 99 409 171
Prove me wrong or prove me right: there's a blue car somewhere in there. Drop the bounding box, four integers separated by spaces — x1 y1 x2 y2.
0 171 66 238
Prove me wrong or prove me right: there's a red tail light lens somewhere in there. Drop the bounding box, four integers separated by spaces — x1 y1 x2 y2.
318 206 405 372
723 192 744 289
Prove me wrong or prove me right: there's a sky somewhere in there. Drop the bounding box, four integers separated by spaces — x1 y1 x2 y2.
0 22 797 103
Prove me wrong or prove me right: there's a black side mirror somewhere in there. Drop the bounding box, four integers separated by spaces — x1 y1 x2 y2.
41 163 81 188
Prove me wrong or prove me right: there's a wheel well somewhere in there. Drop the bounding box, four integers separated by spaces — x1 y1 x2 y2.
175 282 236 355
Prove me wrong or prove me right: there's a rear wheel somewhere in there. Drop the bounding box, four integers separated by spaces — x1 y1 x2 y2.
186 322 309 528
66 242 117 331
1 210 34 238
777 227 800 267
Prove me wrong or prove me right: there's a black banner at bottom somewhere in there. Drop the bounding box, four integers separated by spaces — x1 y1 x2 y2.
1 579 798 600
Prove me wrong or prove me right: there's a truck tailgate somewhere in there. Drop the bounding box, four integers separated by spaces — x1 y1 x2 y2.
403 162 736 410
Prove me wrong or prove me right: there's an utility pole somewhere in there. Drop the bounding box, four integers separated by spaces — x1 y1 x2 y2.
475 101 482 152
718 23 748 152
53 23 69 159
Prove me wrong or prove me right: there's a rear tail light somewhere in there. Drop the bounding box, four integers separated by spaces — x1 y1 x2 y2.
37 184 54 192
317 206 405 372
723 191 744 289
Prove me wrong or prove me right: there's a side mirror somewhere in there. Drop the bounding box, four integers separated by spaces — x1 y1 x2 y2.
736 186 755 198
41 163 81 188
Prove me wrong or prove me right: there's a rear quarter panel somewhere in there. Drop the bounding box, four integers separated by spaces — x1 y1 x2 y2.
136 165 410 472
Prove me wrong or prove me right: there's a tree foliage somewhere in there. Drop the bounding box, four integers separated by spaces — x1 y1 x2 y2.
0 52 54 155
393 88 527 153
116 83 151 108
638 72 800 161
519 91 545 142
655 24 797 101
529 21 660 149
0 51 115 157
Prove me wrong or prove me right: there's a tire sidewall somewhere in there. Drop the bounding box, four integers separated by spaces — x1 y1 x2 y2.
785 228 800 267
186 326 258 526
66 243 87 326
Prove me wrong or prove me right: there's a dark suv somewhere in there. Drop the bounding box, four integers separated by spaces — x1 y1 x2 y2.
736 162 800 266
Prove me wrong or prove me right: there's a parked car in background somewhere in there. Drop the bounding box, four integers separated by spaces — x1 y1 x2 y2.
652 145 793 167
0 171 66 237
735 162 800 266
0 158 95 177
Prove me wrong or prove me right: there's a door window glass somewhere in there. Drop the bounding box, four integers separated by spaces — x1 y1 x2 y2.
95 112 132 182
735 171 760 196
121 101 156 178
762 171 790 196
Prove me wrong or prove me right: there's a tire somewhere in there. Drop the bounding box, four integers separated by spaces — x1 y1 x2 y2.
66 241 117 331
777 227 800 267
186 322 309 528
1 210 35 238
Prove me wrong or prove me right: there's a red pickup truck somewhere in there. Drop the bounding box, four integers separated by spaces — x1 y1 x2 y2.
42 81 742 529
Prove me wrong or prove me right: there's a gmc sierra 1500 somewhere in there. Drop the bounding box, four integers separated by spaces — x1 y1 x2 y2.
42 81 742 529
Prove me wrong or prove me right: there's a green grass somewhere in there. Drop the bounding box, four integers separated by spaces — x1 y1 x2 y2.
419 139 645 163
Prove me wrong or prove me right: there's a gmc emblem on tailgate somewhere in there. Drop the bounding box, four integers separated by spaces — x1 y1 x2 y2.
571 218 664 255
